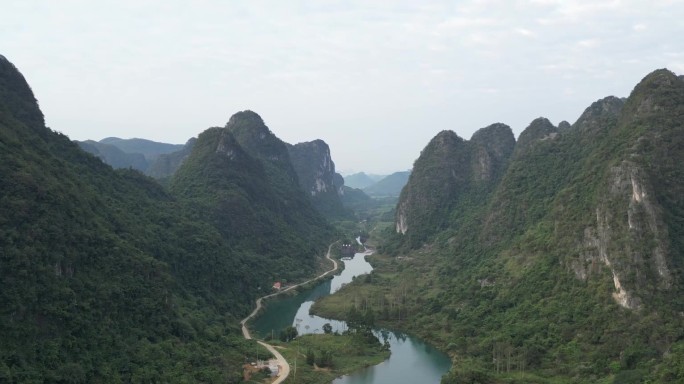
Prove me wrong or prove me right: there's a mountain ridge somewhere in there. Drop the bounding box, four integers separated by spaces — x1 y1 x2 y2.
0 56 332 382
317 67 684 383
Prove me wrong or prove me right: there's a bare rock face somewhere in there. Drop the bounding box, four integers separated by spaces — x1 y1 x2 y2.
572 161 672 310
287 139 347 219
214 129 243 160
566 69 683 309
333 173 345 195
288 140 336 196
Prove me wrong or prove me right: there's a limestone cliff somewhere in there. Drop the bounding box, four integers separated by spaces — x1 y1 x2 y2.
287 140 348 218
395 124 514 246
565 69 682 309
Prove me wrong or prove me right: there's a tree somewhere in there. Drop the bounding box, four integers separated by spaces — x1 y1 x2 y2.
322 323 333 334
306 349 315 366
279 326 298 342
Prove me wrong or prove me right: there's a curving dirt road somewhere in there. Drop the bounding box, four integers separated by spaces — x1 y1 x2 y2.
241 243 338 383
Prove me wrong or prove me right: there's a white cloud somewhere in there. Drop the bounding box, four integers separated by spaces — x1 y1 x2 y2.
514 27 536 37
576 39 602 49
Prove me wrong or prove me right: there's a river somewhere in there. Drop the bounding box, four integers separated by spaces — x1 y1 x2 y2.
251 249 451 384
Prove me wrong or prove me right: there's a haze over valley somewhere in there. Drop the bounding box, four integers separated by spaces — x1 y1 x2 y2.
2 2 684 383
3 53 684 383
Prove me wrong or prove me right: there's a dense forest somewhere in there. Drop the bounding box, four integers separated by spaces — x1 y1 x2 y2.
4 50 684 384
314 69 684 383
0 55 334 382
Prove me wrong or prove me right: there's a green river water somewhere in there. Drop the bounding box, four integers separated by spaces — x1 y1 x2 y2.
251 250 451 383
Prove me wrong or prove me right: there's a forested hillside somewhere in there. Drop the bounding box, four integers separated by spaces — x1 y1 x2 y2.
76 137 186 173
362 170 410 197
76 139 148 171
315 69 684 383
169 119 334 280
0 55 332 382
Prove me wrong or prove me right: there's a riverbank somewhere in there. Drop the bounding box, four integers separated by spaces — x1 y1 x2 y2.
240 243 338 384
267 333 390 384
253 248 452 384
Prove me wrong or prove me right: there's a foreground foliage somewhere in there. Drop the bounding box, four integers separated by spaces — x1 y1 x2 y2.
0 56 332 382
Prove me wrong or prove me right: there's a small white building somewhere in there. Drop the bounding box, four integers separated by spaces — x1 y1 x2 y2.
268 359 279 376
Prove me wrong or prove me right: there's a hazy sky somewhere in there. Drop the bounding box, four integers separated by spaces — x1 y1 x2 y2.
3 1 683 174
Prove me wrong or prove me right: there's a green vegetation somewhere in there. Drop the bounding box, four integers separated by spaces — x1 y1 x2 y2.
4 52 684 384
362 170 411 197
0 57 333 382
314 70 684 382
269 332 389 384
99 137 184 159
77 140 149 171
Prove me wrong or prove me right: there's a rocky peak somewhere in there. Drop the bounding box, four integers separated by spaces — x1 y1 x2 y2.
226 110 266 131
225 110 298 182
573 96 624 136
470 123 515 159
225 110 285 159
0 54 45 131
430 130 464 149
558 120 571 131
287 139 347 218
287 139 337 196
470 123 514 147
395 130 472 241
470 123 515 183
514 117 557 156
620 68 684 123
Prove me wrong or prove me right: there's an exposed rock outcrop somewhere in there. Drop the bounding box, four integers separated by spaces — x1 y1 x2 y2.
287 139 347 218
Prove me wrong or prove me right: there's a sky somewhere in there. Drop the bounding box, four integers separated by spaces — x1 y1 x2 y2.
2 1 683 174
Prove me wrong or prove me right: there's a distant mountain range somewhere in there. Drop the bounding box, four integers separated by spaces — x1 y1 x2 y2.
76 137 185 173
343 172 385 189
99 137 184 159
343 171 410 198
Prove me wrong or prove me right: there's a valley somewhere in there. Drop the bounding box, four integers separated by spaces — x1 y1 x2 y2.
2 52 684 384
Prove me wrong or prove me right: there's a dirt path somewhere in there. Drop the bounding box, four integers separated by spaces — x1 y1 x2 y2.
240 243 338 383
257 340 290 384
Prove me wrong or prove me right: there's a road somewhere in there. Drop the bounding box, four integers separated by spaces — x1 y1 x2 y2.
241 243 338 383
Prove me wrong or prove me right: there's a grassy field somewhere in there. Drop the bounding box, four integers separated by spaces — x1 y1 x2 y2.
265 333 389 384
